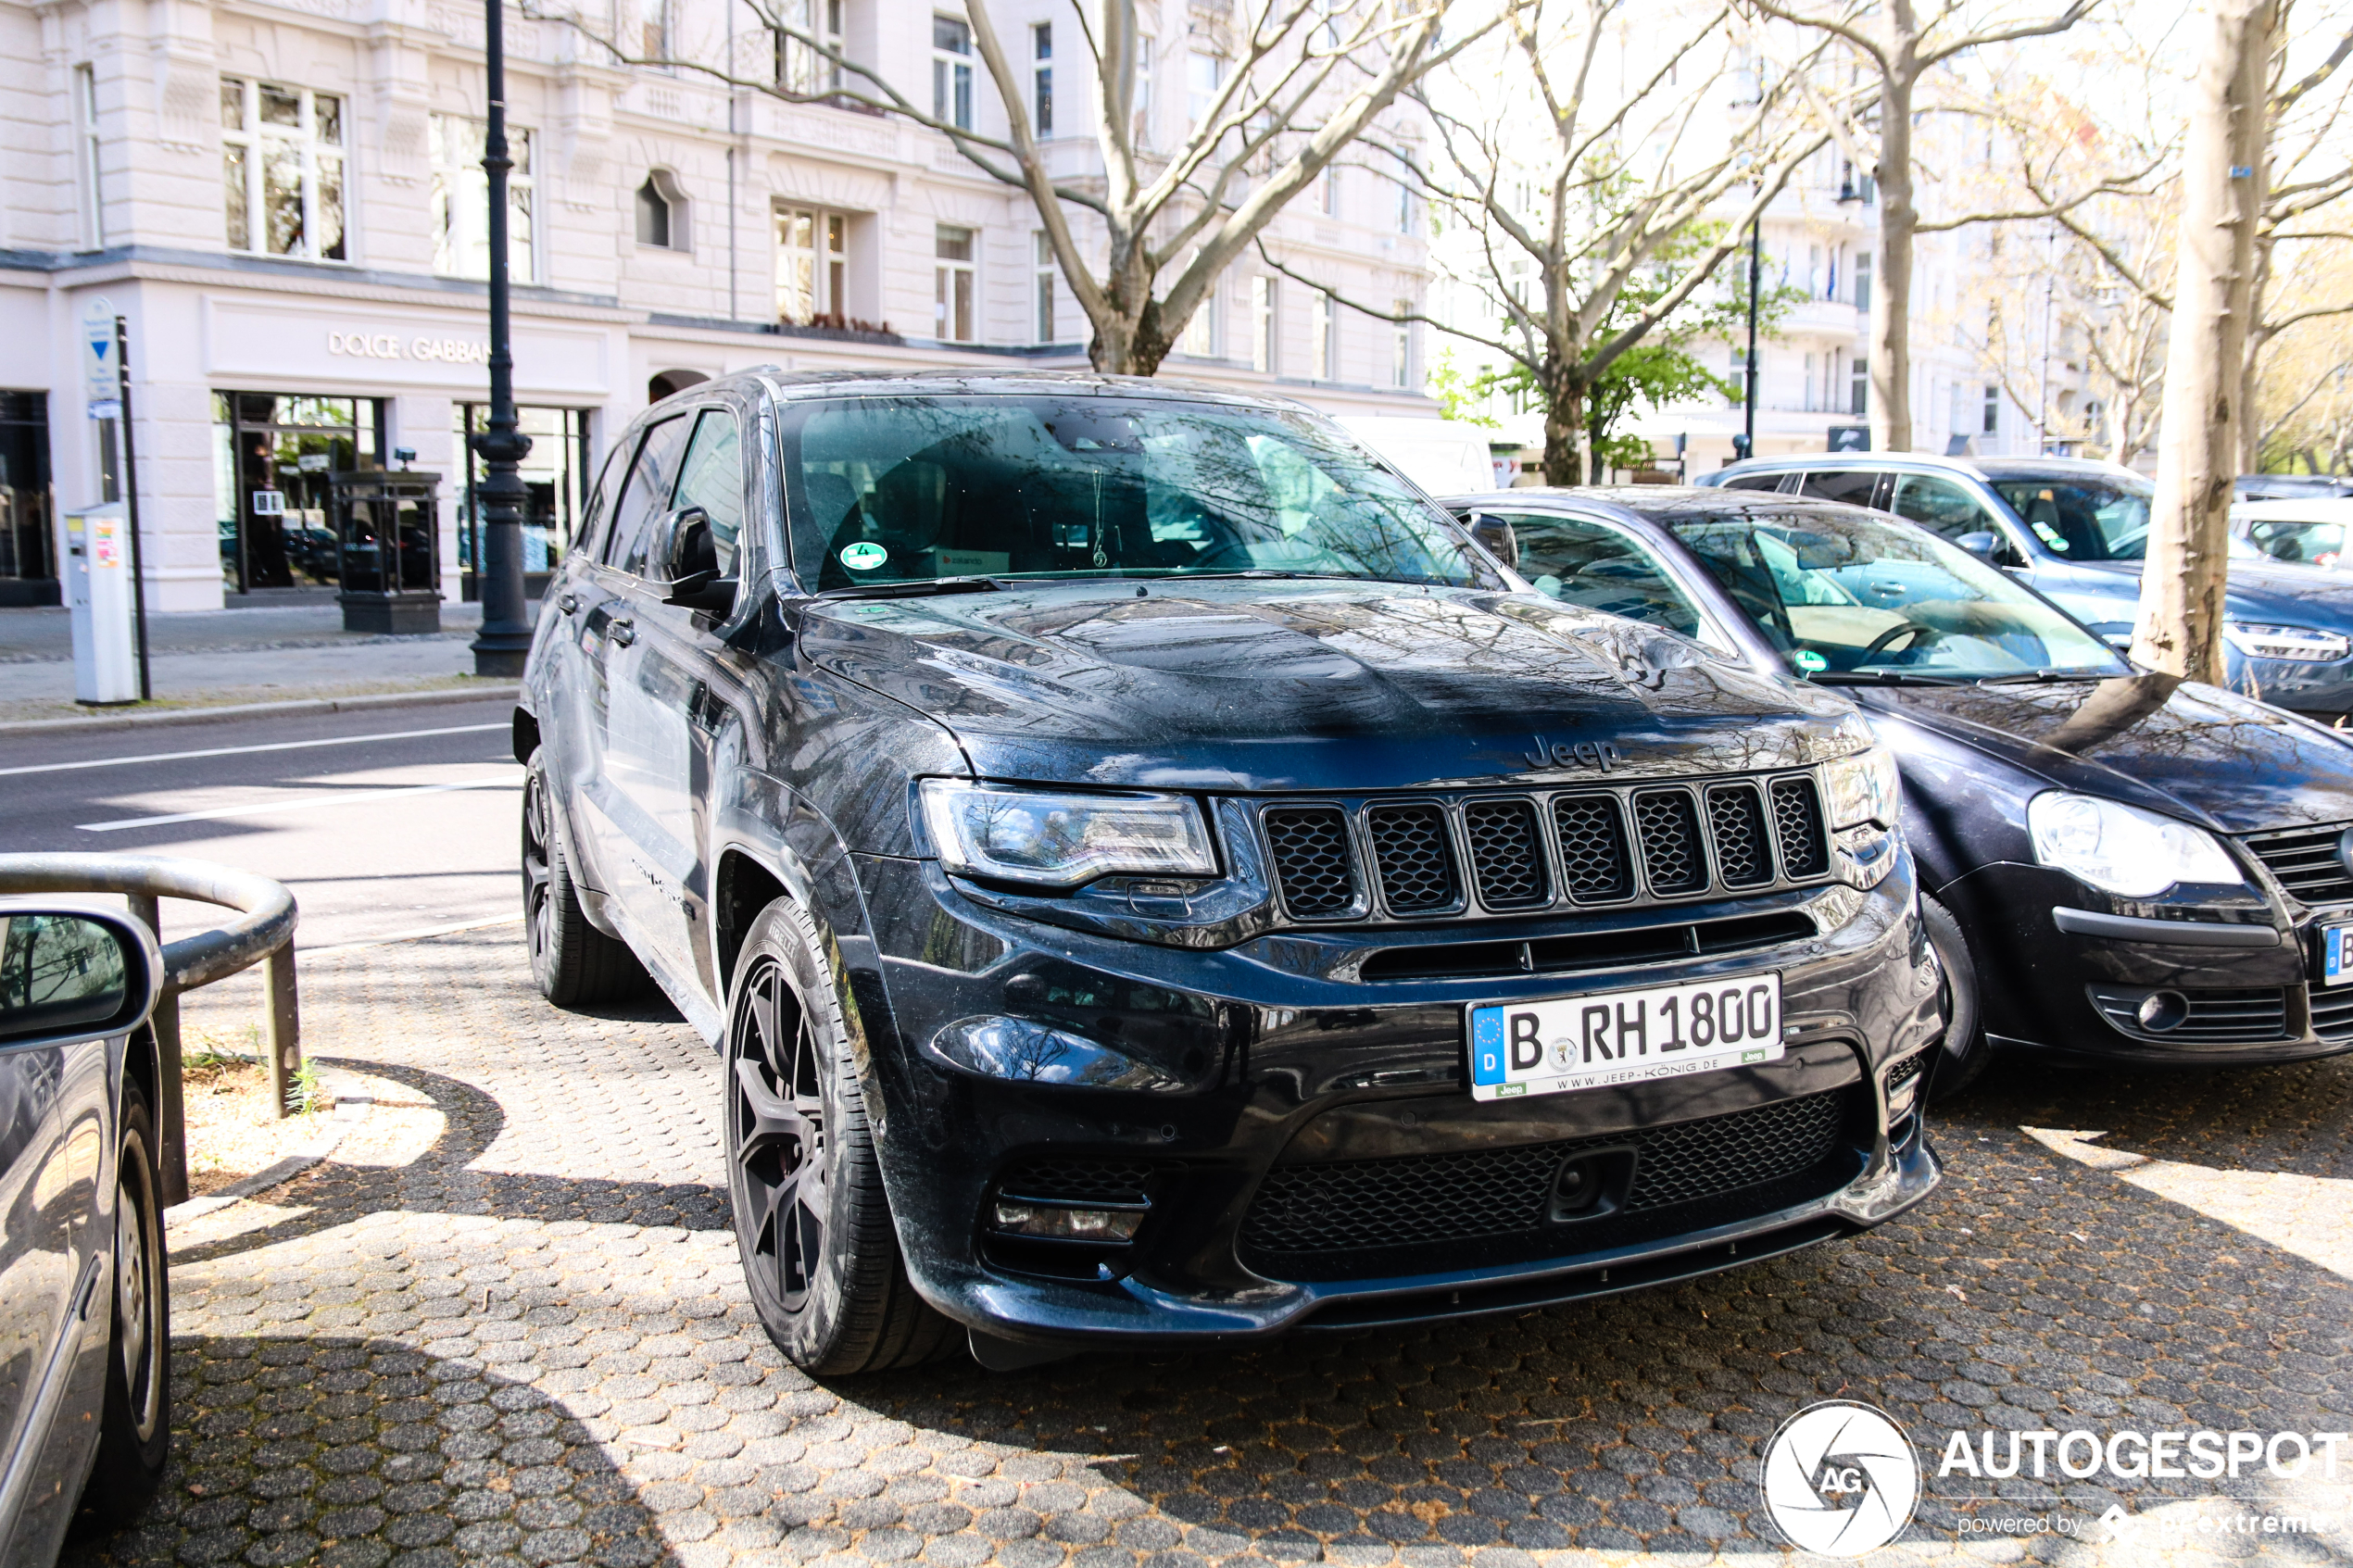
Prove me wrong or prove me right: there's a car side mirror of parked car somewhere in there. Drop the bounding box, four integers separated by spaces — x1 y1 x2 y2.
661 508 738 616
1466 513 1519 571
1955 531 1999 560
0 909 159 1052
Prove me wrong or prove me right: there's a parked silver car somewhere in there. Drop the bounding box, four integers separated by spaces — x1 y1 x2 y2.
0 905 170 1563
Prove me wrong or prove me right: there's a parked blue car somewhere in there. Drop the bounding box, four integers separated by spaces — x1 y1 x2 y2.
1700 453 2353 718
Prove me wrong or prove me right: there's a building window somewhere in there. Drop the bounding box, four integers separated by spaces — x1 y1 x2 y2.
220 77 346 261
936 225 975 342
775 0 844 92
430 114 535 283
775 206 849 323
1390 302 1413 389
1251 275 1277 373
1854 250 1872 312
75 66 104 248
643 0 672 61
1313 294 1338 381
1803 352 1818 412
1320 168 1340 219
1394 181 1414 235
1033 231 1055 343
636 172 685 248
1134 37 1153 145
1187 51 1223 127
934 17 974 131
1032 23 1052 135
1180 278 1220 357
1983 383 2001 434
1852 356 1869 417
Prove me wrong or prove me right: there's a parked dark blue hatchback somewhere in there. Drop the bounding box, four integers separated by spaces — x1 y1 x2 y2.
1446 486 2353 1096
1697 452 2353 718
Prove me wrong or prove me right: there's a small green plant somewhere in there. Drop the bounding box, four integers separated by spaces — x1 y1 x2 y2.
290 1058 328 1117
182 1023 262 1073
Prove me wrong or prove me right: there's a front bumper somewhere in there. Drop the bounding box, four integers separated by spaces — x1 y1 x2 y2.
846 853 1945 1350
1941 861 2353 1065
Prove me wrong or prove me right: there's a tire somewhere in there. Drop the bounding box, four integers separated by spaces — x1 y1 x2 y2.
522 747 648 1006
84 1076 170 1517
724 897 954 1374
1921 894 1993 1101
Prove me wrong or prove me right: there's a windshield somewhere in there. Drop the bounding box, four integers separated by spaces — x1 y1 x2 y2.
1987 472 2152 560
782 396 1502 592
1665 509 2130 680
2244 516 2349 567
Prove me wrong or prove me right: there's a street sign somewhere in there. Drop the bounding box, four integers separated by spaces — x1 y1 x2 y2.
82 296 120 420
1828 425 1870 452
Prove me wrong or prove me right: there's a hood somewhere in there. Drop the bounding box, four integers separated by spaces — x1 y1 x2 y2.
799 581 1861 792
1850 673 2353 834
2070 558 2353 627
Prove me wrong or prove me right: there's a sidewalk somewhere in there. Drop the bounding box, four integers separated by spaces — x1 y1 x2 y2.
0 598 534 724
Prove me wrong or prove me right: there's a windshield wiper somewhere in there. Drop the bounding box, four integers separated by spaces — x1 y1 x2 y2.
1976 668 2120 685
816 575 1009 601
1804 670 1971 686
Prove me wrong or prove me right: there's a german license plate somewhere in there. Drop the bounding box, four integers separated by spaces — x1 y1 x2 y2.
1467 973 1784 1102
2325 925 2353 986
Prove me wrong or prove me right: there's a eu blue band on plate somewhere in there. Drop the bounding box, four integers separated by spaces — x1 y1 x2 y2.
1471 1008 1504 1085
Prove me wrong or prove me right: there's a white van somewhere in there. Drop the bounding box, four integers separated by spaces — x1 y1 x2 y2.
1334 417 1498 497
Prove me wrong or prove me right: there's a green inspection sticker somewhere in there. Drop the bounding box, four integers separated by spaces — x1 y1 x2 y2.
1794 649 1829 672
838 541 888 571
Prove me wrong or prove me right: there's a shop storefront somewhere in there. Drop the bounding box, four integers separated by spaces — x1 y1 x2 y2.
211 393 388 594
0 391 54 607
452 404 590 599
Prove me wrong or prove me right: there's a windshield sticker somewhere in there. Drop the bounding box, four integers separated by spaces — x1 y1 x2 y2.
1793 649 1830 672
839 541 888 571
2031 521 2070 551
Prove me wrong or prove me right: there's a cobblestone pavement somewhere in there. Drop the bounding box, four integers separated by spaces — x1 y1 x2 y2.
60 926 2353 1568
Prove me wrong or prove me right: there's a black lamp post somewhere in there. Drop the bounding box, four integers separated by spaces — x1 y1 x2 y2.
470 0 533 677
1738 214 1763 461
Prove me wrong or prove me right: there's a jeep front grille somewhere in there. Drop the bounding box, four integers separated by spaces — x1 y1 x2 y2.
1256 771 1834 924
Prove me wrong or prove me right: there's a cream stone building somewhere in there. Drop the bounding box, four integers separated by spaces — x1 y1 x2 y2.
0 0 1436 611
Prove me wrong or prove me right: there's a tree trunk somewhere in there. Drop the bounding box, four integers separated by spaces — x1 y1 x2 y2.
1869 63 1918 454
1542 372 1589 486
2130 0 2273 684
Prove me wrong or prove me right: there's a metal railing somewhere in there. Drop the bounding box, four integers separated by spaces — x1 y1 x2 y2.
0 853 301 1206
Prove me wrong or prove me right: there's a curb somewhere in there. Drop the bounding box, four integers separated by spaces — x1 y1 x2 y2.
0 683 522 738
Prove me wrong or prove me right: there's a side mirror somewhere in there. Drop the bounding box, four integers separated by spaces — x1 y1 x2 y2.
661 508 739 616
1467 513 1520 571
0 908 158 1051
1955 531 1998 560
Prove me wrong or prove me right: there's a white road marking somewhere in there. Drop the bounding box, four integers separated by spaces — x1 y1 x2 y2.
77 771 520 833
0 721 509 779
301 913 524 958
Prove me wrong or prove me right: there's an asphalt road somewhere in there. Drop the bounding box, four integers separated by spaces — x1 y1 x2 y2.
0 696 524 953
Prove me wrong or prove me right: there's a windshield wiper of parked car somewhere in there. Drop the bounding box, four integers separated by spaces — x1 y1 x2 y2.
1976 667 2123 684
816 575 1010 601
1805 669 1972 686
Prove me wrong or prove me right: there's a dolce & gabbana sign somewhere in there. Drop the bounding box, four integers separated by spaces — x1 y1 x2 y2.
327 330 490 365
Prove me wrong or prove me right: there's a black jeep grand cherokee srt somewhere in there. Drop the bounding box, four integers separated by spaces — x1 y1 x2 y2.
516 370 1944 1371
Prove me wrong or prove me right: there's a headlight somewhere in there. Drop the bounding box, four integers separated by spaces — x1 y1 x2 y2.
920 781 1216 888
1825 746 1902 828
2026 792 2241 897
2224 622 2352 663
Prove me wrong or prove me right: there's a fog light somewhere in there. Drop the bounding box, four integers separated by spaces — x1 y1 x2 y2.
990 1202 1144 1241
2136 990 2190 1033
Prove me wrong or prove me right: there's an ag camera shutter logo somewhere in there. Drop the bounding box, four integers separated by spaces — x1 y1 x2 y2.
1759 1399 1920 1557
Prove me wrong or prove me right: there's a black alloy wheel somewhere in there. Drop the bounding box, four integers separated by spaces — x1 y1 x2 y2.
82 1077 170 1516
1921 894 1992 1100
724 897 952 1374
522 747 648 1006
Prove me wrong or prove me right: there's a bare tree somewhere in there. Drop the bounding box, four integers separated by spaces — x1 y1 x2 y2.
1277 0 1831 483
535 0 1496 373
2131 0 2275 685
1740 0 2091 453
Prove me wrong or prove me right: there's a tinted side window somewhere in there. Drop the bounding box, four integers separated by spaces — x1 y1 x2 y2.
574 444 625 559
1718 472 1787 493
605 415 692 574
1797 470 1884 508
669 408 746 576
1888 474 2003 545
1497 513 1710 644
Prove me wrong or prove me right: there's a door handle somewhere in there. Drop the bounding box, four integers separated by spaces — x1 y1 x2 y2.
609 617 636 646
558 592 581 615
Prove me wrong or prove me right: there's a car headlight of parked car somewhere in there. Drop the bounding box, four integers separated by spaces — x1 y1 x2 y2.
2223 622 2352 663
2026 791 2242 897
920 781 1218 889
